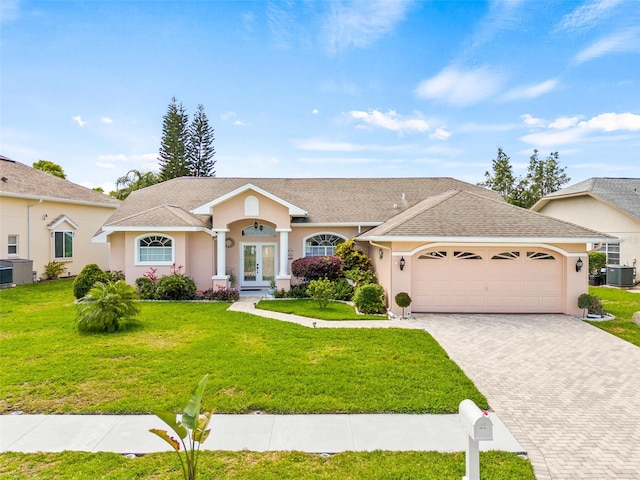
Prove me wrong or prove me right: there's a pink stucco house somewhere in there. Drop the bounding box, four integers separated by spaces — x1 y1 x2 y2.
94 177 613 317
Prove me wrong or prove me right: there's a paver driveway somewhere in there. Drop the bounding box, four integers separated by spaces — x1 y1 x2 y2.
420 313 640 480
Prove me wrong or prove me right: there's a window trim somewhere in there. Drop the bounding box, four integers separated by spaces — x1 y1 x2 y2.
303 232 347 257
135 233 175 265
53 231 74 259
7 234 18 256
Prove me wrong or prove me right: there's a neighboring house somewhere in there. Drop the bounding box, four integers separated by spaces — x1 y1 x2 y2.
0 155 121 279
95 177 612 317
532 178 640 278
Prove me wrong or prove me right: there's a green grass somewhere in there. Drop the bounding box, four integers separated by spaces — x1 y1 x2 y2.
0 279 486 414
0 451 535 479
256 299 386 320
588 286 640 347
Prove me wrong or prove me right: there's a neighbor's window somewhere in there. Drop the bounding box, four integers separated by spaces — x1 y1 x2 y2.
598 243 620 265
138 234 173 264
305 234 345 257
53 231 73 259
8 235 18 255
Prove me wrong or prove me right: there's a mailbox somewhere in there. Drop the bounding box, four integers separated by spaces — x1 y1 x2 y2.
459 399 493 441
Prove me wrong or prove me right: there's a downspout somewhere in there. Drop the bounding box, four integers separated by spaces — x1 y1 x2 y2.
27 199 43 259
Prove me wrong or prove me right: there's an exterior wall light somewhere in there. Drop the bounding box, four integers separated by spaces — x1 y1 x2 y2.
379 248 384 259
576 257 583 272
399 256 406 271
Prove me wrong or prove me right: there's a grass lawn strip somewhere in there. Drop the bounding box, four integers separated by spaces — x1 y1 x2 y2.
0 280 486 414
256 298 386 320
588 286 640 347
0 451 535 479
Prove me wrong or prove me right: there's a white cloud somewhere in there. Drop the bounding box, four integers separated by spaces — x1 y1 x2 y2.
415 66 505 106
72 115 86 127
220 112 237 121
578 112 640 131
96 162 115 169
574 26 640 64
556 0 622 32
502 79 559 101
520 129 587 147
312 109 319 115
322 0 412 55
234 120 249 126
549 116 581 129
101 117 113 124
520 114 545 127
349 109 430 133
430 128 451 140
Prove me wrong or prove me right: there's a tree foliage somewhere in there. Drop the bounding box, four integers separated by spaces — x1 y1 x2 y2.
113 169 161 200
187 104 216 177
33 160 67 179
158 97 190 181
291 256 343 281
76 280 140 333
479 148 570 209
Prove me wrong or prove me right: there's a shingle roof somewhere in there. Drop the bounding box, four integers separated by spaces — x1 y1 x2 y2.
108 205 211 228
0 156 121 207
535 177 640 221
104 176 503 228
360 189 613 241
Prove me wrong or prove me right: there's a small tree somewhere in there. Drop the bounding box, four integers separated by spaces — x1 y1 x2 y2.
307 278 335 308
33 159 67 179
187 104 216 177
158 97 190 181
394 292 412 318
76 281 140 333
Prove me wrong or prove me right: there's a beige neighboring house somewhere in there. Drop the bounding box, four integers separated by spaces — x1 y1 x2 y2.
96 176 613 317
532 178 639 281
0 155 121 280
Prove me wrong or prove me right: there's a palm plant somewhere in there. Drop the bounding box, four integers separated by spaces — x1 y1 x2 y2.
76 280 140 333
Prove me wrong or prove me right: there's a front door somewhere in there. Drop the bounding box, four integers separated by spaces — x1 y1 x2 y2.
241 243 276 288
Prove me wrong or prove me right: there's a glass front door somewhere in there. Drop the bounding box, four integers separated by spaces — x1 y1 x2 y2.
242 243 276 287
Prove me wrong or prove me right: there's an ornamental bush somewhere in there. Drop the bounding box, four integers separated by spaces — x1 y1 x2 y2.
135 277 157 300
307 278 335 308
332 278 354 301
73 263 110 299
353 283 386 314
155 273 197 300
204 286 239 302
291 256 343 281
344 269 377 287
76 280 140 333
334 238 372 272
43 260 67 280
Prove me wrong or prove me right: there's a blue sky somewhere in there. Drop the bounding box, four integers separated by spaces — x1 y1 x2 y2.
2 0 639 192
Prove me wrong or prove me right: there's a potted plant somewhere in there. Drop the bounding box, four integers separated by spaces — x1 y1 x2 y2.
395 292 412 319
588 252 606 286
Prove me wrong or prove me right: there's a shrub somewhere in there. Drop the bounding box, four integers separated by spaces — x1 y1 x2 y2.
578 293 605 317
204 286 239 302
289 283 310 298
332 278 354 301
155 273 197 300
344 269 378 287
107 270 126 282
135 277 157 299
395 292 412 317
334 238 372 272
73 264 110 299
307 278 335 308
274 288 288 298
76 280 140 333
291 256 343 281
588 251 607 274
43 260 67 280
353 283 386 314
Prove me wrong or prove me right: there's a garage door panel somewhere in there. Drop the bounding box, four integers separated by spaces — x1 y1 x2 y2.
412 248 563 313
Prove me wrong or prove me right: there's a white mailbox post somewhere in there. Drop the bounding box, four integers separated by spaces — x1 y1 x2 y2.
459 399 493 480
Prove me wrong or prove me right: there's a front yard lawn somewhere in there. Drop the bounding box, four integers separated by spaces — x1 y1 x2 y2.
0 279 487 414
0 450 535 479
256 299 385 320
588 286 640 347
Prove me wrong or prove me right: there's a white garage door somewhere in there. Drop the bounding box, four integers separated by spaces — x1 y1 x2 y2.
411 248 563 313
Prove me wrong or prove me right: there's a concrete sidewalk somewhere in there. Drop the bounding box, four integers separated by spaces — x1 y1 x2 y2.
1 413 524 454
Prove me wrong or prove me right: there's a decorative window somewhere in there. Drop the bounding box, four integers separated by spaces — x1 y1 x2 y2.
419 251 447 259
241 223 276 237
137 235 173 264
7 235 18 255
305 234 346 257
492 251 520 260
53 231 73 259
597 243 619 265
527 251 555 261
454 251 482 260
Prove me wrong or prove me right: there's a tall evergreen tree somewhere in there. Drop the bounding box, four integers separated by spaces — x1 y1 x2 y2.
187 104 216 177
478 148 516 200
158 97 190 181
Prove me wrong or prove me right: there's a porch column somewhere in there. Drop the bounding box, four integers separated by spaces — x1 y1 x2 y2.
213 229 229 279
277 228 291 277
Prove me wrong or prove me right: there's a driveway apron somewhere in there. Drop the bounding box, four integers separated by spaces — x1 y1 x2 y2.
420 313 640 480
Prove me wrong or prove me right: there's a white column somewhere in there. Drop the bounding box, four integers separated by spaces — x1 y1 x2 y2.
215 230 226 278
277 229 290 277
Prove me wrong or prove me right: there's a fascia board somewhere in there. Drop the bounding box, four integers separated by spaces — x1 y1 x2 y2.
357 235 618 244
0 191 119 208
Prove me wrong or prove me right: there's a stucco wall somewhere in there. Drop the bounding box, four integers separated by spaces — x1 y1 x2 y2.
0 196 115 278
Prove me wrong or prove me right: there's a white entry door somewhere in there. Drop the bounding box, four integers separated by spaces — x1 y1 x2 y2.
241 243 276 287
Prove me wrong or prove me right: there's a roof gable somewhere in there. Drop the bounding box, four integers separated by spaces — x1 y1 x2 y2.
47 214 79 230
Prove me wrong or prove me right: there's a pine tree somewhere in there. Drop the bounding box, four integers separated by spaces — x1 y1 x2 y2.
187 104 216 177
158 97 190 181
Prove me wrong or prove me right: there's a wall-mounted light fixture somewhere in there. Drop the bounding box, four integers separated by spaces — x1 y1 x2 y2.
379 248 384 259
576 257 583 272
254 221 258 229
399 256 406 271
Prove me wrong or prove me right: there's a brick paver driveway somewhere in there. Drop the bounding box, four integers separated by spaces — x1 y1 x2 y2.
420 314 640 480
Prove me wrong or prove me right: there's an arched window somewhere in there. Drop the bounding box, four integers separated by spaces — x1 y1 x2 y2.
304 234 346 257
137 234 174 264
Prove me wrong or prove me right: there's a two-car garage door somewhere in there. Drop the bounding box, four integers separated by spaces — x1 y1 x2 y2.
411 248 563 313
